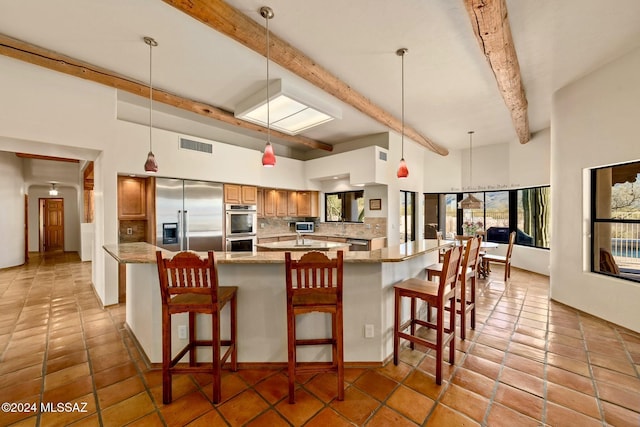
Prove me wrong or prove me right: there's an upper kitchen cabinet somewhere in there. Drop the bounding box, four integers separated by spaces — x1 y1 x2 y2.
118 176 147 219
260 189 319 218
256 188 264 217
276 189 288 216
224 184 257 204
296 191 318 217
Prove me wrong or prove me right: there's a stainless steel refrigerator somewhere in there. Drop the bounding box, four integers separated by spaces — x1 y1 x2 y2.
155 178 224 252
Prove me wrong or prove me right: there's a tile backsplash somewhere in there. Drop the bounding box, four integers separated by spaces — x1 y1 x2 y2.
257 217 386 239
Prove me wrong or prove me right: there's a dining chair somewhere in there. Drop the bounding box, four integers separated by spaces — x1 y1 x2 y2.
482 231 516 281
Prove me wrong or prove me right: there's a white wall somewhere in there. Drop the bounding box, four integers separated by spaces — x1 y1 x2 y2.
551 47 640 332
0 151 25 268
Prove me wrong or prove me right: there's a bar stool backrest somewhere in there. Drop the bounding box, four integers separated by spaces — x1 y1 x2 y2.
155 251 219 304
285 251 343 305
439 246 462 299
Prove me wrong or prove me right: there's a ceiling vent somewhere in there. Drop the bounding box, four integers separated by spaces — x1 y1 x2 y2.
179 138 213 154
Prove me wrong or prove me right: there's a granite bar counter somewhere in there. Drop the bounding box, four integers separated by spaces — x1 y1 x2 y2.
103 240 449 366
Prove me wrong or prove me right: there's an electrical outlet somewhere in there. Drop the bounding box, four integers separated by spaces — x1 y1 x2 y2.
178 325 187 339
126 227 133 235
364 324 374 338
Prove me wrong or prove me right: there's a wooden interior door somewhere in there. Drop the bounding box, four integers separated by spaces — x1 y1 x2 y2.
43 198 64 252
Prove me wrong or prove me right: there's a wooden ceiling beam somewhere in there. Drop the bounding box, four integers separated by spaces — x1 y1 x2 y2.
463 0 530 144
162 0 449 156
0 33 332 152
15 153 79 163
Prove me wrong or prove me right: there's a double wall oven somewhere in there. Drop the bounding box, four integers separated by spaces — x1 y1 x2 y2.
225 204 257 252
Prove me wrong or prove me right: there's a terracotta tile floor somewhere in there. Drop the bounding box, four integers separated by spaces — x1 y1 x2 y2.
1 252 640 426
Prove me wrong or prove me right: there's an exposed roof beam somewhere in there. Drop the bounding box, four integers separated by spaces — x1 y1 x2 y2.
15 153 79 163
162 0 449 156
0 33 332 152
463 0 531 144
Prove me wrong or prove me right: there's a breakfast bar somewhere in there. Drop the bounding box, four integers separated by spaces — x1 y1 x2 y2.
103 240 449 366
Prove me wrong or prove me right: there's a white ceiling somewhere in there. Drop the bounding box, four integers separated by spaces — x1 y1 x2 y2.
1 0 639 156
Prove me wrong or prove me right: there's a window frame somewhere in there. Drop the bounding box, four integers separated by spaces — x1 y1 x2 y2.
590 162 640 282
324 190 365 223
424 185 551 250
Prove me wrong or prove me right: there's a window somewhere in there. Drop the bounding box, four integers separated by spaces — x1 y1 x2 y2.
516 187 550 247
444 194 458 239
591 161 640 282
400 191 416 243
424 186 550 249
424 194 439 238
325 190 364 222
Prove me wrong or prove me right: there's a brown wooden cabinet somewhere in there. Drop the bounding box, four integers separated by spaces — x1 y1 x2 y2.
224 184 257 204
118 176 147 219
263 189 277 217
256 188 264 217
287 191 298 216
276 190 288 216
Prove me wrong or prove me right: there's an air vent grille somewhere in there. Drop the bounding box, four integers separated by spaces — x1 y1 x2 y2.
379 151 387 161
179 138 213 154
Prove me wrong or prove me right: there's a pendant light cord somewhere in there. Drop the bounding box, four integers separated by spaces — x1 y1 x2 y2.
149 40 153 152
260 7 273 145
401 50 404 158
469 130 474 188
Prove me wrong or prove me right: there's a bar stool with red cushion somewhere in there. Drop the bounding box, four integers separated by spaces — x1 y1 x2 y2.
155 251 237 404
285 250 344 404
393 246 462 385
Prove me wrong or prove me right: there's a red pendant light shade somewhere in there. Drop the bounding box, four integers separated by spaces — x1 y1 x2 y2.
397 48 409 179
261 6 276 167
262 142 276 167
397 158 409 178
144 151 159 173
143 36 159 173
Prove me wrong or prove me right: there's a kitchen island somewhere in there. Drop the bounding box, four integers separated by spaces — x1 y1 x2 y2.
104 240 450 366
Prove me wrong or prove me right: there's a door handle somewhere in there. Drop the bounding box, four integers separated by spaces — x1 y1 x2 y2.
184 210 189 250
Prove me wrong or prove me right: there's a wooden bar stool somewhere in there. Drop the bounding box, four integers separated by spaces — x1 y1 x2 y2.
285 250 344 404
425 236 482 340
393 246 462 384
155 251 238 404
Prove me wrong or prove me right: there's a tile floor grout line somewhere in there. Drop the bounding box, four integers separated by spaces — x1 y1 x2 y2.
576 310 608 427
70 259 105 427
478 277 521 427
35 259 51 426
108 306 168 426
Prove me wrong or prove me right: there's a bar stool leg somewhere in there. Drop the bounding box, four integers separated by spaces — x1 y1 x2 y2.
459 278 467 340
230 294 238 371
162 309 172 404
212 305 221 404
435 299 444 385
409 297 416 350
287 311 296 404
189 312 196 365
393 288 400 366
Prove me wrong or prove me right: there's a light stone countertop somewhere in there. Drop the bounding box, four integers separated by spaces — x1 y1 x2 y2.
255 239 350 251
103 240 450 265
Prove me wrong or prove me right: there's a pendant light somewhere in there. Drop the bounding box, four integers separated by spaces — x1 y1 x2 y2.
458 131 483 209
260 6 276 167
143 36 159 173
49 183 59 196
396 48 409 178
